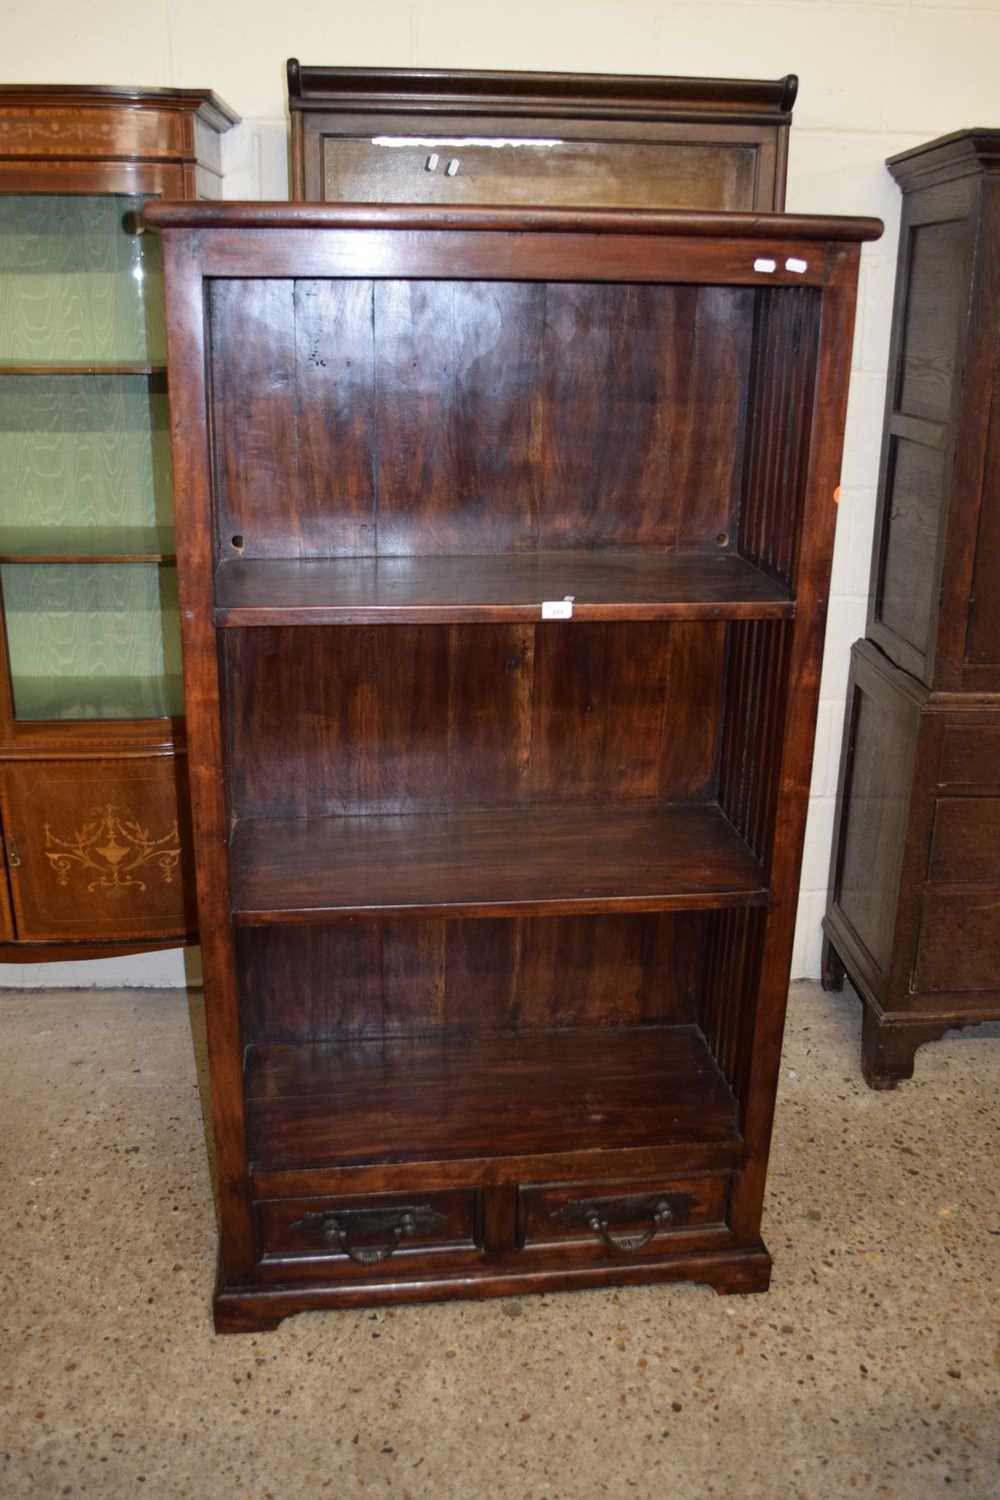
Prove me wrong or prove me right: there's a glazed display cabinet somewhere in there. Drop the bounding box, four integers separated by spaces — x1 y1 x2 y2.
287 60 797 211
823 130 1000 1086
147 199 878 1331
0 85 237 958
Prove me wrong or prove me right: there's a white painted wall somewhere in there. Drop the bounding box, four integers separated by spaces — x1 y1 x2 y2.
5 0 1000 985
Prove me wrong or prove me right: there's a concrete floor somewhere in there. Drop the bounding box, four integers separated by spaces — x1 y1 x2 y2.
0 982 998 1500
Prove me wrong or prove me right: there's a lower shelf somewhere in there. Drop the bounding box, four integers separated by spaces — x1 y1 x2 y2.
244 1024 742 1175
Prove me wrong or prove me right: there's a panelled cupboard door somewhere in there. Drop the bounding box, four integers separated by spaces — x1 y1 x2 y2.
867 130 1000 693
0 756 195 941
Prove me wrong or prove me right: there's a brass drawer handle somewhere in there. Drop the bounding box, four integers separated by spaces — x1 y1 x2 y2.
552 1191 691 1256
290 1203 445 1266
584 1198 672 1254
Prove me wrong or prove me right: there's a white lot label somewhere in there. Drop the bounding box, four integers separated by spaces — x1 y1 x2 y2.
542 598 574 620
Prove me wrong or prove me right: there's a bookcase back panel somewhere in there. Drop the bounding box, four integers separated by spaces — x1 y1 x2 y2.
222 621 726 820
208 278 754 559
237 911 707 1045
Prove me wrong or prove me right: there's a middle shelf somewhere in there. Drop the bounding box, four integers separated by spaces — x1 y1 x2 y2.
214 549 794 626
230 802 767 924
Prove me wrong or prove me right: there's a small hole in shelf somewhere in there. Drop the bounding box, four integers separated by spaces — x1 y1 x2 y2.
716 532 730 548
231 534 245 552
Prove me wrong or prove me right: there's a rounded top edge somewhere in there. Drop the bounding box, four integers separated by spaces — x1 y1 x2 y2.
142 201 883 244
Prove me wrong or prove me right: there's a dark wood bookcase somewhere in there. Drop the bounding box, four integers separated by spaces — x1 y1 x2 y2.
146 200 878 1331
823 130 1000 1086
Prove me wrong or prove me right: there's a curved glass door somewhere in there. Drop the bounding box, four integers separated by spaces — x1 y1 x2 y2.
0 193 164 364
0 194 179 722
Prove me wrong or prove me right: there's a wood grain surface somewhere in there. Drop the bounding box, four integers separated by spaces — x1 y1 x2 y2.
237 911 706 1042
222 620 726 819
229 803 766 923
215 550 793 624
245 1023 741 1170
210 279 753 559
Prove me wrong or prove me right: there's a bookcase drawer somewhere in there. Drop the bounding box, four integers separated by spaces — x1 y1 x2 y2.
519 1174 732 1258
255 1188 482 1279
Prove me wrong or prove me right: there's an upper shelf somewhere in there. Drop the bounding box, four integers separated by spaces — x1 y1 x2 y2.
214 550 793 626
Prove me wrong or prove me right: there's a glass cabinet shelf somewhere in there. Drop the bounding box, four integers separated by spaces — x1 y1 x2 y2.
1 562 182 721
0 193 177 727
0 526 175 562
0 362 165 376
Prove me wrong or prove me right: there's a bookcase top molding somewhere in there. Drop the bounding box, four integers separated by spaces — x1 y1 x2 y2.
145 200 884 243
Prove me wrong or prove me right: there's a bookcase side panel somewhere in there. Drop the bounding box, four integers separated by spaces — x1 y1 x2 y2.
159 234 256 1279
725 257 862 1234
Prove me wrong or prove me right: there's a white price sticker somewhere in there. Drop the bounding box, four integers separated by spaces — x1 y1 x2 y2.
542 597 574 620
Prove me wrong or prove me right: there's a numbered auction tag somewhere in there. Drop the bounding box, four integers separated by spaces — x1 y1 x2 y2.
541 597 574 620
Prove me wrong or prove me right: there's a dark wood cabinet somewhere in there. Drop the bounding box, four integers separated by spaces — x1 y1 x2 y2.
823 131 1000 1086
147 199 877 1331
865 130 1000 693
0 84 236 963
287 61 796 211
